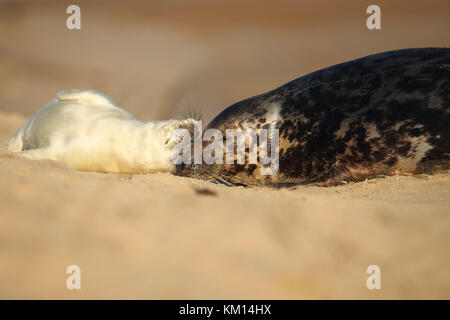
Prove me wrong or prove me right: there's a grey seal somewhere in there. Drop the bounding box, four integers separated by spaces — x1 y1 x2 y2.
176 48 450 186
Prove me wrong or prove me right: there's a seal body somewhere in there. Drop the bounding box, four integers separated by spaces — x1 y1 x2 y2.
6 90 194 173
177 48 450 186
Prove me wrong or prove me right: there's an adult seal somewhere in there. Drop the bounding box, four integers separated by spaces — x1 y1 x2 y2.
176 48 450 186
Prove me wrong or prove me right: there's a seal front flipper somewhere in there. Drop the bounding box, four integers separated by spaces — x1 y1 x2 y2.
17 148 55 161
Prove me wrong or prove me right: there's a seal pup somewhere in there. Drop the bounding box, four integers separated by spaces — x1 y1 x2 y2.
6 90 195 174
176 48 450 186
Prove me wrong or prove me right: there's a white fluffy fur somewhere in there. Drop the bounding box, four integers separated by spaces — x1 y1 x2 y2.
6 90 193 174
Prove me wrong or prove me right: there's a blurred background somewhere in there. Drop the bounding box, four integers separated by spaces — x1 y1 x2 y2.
1 0 449 123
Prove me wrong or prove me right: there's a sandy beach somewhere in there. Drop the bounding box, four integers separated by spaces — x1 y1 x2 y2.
0 0 449 299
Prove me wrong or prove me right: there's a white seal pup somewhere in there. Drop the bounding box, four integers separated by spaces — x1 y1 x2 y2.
176 48 450 186
6 90 194 174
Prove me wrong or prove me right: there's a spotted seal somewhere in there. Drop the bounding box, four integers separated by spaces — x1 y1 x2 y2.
6 90 195 173
176 48 450 186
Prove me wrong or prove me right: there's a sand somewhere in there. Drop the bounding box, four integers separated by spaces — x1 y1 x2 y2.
0 0 449 299
1 111 449 299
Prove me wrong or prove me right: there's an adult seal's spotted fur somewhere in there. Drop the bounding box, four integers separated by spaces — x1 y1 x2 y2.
176 48 450 186
6 90 196 174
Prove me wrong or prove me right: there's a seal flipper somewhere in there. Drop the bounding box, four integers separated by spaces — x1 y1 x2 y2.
57 90 118 108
